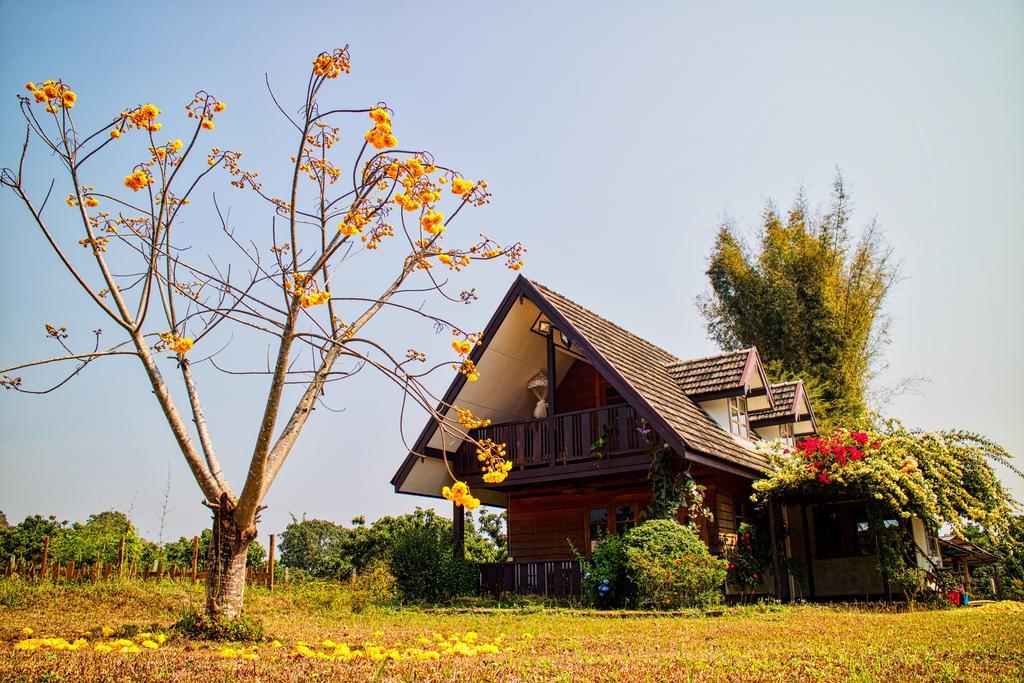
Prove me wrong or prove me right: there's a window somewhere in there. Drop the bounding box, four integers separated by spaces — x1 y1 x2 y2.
779 423 795 447
814 506 844 557
589 508 608 551
727 396 749 439
814 503 903 559
615 505 636 533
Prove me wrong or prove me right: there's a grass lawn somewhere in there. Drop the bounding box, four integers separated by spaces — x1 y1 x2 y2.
1 580 1022 681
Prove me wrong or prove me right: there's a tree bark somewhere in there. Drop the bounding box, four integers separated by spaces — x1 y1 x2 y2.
205 494 256 620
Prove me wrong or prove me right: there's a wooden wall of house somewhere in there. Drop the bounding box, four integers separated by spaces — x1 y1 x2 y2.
554 360 600 414
507 474 652 561
505 468 760 562
553 359 625 414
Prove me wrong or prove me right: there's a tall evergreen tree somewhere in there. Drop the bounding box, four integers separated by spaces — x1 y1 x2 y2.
698 174 896 428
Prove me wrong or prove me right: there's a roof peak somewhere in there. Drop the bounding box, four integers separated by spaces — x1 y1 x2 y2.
665 347 754 369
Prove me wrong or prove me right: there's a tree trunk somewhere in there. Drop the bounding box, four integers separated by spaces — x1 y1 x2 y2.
205 494 256 620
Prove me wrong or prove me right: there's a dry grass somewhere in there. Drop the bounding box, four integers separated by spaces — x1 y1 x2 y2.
1 579 1022 681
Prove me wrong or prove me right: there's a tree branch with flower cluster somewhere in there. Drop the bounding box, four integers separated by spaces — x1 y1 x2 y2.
1 48 522 618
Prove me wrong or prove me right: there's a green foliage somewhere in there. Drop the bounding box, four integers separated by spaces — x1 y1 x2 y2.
468 509 508 562
164 529 266 570
623 520 728 609
277 517 355 579
0 514 66 560
698 173 895 428
387 510 477 602
348 558 397 613
644 437 708 521
963 515 1024 600
50 510 150 565
725 522 772 594
578 532 630 608
277 508 503 586
173 607 264 641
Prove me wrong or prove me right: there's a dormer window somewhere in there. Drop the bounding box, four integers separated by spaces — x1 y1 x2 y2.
779 423 795 447
727 396 750 439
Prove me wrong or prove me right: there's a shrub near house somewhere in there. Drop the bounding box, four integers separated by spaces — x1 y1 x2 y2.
581 520 728 610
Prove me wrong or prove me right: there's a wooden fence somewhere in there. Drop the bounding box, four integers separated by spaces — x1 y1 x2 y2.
2 533 281 589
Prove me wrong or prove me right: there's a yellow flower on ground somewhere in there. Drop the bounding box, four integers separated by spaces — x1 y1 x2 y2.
21 627 33 636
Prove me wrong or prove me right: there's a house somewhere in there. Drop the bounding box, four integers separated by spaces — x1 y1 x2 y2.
390 276 942 601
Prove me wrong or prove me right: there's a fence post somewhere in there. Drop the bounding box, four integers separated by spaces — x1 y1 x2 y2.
191 535 199 584
117 535 126 578
268 534 276 591
40 536 50 580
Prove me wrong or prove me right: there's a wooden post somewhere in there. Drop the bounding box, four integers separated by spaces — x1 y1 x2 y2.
767 494 782 601
546 329 557 466
40 536 50 580
453 500 466 559
191 535 199 584
117 535 126 578
801 504 816 601
268 534 276 591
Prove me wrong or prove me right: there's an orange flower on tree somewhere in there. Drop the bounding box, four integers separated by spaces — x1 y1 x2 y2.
159 332 194 356
124 170 154 192
442 481 480 510
421 210 445 235
451 177 474 196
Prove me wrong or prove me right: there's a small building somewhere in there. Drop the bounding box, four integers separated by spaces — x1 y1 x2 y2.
391 276 943 601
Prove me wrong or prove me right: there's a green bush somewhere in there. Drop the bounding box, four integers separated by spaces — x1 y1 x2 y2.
388 516 477 603
579 533 630 608
349 558 397 613
623 519 727 610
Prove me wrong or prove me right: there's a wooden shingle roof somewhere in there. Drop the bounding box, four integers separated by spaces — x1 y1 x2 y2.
751 382 801 422
665 350 752 396
529 281 768 473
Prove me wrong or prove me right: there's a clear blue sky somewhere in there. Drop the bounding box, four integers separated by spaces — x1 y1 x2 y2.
1 1 1021 543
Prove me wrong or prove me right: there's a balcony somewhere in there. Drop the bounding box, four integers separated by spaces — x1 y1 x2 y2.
457 404 653 475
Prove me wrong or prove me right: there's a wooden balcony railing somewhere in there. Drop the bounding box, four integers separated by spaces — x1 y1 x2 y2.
458 404 651 474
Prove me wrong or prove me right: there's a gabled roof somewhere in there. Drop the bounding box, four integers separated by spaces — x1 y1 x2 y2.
750 381 816 433
666 349 754 397
751 382 801 422
392 276 773 498
528 280 767 473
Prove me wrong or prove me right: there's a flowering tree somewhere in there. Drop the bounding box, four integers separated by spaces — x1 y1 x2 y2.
1 48 519 619
754 424 1018 537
